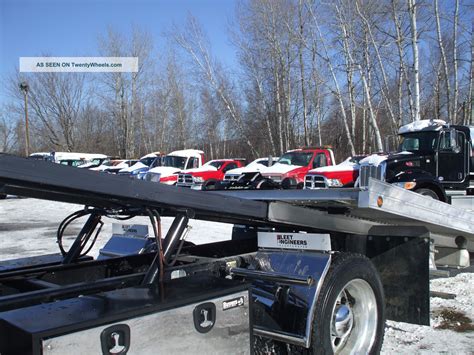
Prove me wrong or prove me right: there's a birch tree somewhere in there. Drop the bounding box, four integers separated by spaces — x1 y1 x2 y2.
408 0 421 121
335 3 383 152
307 3 356 155
174 16 258 157
355 1 398 133
452 0 459 123
434 0 451 122
392 0 415 124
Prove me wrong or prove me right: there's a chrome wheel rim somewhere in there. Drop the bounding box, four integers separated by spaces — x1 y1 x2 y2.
330 279 378 354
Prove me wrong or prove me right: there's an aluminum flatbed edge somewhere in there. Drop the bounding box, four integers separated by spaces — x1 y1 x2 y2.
1 154 474 245
212 179 474 245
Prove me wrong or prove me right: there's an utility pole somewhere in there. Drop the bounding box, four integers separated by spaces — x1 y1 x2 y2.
19 82 30 156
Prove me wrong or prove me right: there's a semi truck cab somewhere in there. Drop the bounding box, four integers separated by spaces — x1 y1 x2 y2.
359 119 473 201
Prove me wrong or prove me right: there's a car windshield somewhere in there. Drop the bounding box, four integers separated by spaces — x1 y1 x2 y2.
163 156 187 169
60 159 85 167
256 160 270 167
278 152 313 166
140 157 158 166
399 132 439 153
208 161 224 170
91 158 106 165
149 158 162 168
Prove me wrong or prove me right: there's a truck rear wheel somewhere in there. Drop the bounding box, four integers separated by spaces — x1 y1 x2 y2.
309 253 385 354
415 188 439 200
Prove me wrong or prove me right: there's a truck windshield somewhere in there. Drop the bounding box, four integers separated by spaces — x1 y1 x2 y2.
278 152 313 166
207 161 225 170
140 157 158 166
398 132 439 153
163 156 187 169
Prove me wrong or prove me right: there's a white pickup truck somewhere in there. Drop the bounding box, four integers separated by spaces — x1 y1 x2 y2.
144 149 205 185
223 157 278 182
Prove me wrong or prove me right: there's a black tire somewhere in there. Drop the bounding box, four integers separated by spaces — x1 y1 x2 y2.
309 253 385 354
201 179 218 191
252 178 274 190
415 188 439 200
0 194 6 200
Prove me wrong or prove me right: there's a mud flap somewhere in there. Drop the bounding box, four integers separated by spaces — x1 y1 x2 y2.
366 226 430 326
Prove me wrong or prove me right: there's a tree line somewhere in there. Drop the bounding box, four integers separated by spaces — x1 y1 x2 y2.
2 0 473 163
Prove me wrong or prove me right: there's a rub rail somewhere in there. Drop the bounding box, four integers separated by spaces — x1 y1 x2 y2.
230 267 313 286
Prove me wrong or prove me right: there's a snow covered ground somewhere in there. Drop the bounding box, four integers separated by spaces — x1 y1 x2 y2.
0 196 473 353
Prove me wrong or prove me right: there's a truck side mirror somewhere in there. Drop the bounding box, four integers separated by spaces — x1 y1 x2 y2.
450 128 460 153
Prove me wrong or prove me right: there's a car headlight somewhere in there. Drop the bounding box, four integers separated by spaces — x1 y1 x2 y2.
193 176 204 183
326 178 343 187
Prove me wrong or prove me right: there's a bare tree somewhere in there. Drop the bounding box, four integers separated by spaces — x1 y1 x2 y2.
452 0 459 123
335 3 383 152
0 107 16 153
297 0 310 146
392 0 415 124
174 16 259 156
434 0 451 121
307 2 356 155
470 19 474 124
98 27 153 158
9 72 87 151
408 0 421 121
355 1 398 133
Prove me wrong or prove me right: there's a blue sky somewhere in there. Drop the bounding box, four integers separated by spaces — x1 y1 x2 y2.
0 0 238 101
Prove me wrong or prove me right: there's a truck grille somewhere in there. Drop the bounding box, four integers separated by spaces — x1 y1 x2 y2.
177 174 193 187
359 164 385 188
225 174 240 181
266 175 282 183
304 175 327 189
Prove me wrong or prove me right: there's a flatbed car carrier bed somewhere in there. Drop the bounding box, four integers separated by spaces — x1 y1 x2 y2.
0 154 471 354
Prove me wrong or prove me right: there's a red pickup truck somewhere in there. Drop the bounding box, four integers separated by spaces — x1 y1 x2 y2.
177 159 245 190
260 147 335 188
304 155 366 189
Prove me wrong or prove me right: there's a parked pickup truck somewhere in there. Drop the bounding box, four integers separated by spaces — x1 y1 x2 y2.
100 160 138 174
223 157 278 182
144 149 205 185
118 152 162 177
304 155 366 189
260 147 335 188
177 159 245 189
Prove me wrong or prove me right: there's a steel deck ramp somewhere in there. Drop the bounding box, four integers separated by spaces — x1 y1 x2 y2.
213 179 474 243
1 154 474 242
